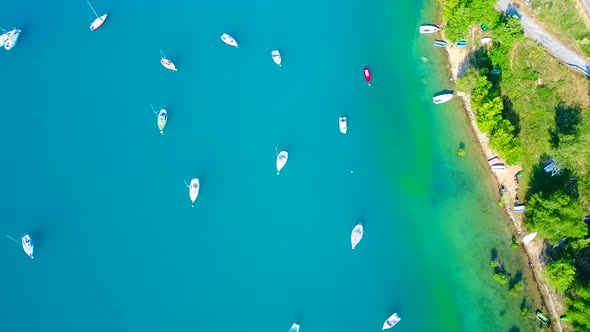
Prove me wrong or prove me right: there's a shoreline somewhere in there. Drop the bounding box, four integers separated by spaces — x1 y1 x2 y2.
439 27 567 332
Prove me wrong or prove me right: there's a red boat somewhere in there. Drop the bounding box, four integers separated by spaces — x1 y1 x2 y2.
363 67 371 86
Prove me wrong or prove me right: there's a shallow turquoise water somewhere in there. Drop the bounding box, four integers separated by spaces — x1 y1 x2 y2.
0 0 540 331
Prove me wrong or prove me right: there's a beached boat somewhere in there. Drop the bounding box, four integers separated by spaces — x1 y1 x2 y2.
185 178 200 207
456 40 466 47
87 1 107 31
4 29 20 51
351 222 363 249
339 116 347 134
276 149 288 175
21 234 34 259
433 40 448 47
272 50 282 66
382 312 401 330
151 105 167 135
433 93 454 104
522 232 537 244
221 33 238 48
419 24 440 34
363 67 372 86
289 323 300 332
481 37 492 44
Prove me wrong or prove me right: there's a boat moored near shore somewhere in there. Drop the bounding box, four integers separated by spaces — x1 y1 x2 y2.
434 40 448 47
433 93 454 104
419 24 440 34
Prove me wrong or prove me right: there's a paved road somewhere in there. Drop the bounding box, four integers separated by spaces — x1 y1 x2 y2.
496 0 590 76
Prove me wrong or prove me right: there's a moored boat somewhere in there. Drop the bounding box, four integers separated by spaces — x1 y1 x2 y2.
339 116 347 134
433 40 448 47
522 232 537 244
419 24 440 34
351 222 363 249
160 56 178 71
0 32 9 47
363 67 372 86
87 1 107 31
382 312 401 330
289 323 300 332
21 234 34 259
272 50 282 66
4 29 20 51
433 93 454 104
151 105 168 135
276 149 288 175
221 33 238 48
186 178 200 207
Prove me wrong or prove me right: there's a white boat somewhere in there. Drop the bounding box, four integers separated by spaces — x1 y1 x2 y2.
276 149 288 175
221 33 238 48
289 323 300 332
522 232 537 244
272 50 282 66
21 234 34 259
339 116 347 134
433 93 454 104
351 222 363 249
382 312 401 330
87 1 107 31
160 50 178 71
0 32 9 47
186 178 200 207
481 37 492 44
4 29 20 51
419 24 440 34
151 105 167 135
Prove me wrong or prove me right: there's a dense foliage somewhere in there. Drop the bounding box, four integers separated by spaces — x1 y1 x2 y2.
567 285 590 331
439 0 500 42
545 259 577 292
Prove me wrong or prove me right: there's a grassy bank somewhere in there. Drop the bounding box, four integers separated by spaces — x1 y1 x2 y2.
438 0 590 330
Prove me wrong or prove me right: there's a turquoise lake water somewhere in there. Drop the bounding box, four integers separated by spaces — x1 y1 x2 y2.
0 0 542 331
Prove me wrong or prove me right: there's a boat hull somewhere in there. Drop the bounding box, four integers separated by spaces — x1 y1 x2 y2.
4 29 20 51
339 117 347 134
351 223 363 249
276 151 288 175
289 323 300 332
21 234 34 259
158 109 167 134
382 313 401 330
221 34 238 48
90 14 107 31
363 67 371 86
419 24 440 34
272 50 282 66
189 178 200 205
432 93 454 104
161 58 178 71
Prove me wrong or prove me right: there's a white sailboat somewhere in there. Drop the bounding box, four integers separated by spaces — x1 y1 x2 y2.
21 234 34 259
339 116 347 134
272 50 282 66
275 148 288 175
382 312 401 330
150 105 167 135
87 1 107 31
160 50 178 71
3 28 20 51
185 178 200 207
221 33 238 48
289 323 300 332
351 222 363 249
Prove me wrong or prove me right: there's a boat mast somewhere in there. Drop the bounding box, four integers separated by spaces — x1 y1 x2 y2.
87 1 99 19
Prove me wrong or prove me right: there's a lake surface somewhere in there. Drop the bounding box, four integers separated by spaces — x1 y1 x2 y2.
0 0 541 331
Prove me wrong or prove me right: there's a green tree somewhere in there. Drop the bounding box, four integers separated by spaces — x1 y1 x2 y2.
476 97 504 133
471 76 493 108
509 280 524 296
545 259 576 291
493 273 509 284
525 191 587 244
567 284 590 331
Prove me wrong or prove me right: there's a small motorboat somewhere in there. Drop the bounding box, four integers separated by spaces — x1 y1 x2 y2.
87 1 107 31
186 178 200 207
221 33 238 48
481 37 492 44
272 50 282 66
339 116 347 134
382 312 401 330
363 67 372 86
4 29 20 51
351 222 363 249
433 40 448 47
456 40 466 47
276 149 288 175
21 234 34 259
157 109 167 135
289 323 300 332
433 93 454 104
160 57 178 71
418 24 440 34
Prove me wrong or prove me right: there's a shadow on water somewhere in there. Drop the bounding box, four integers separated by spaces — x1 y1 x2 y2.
433 89 454 97
491 248 498 262
509 271 523 289
508 326 520 332
458 141 465 150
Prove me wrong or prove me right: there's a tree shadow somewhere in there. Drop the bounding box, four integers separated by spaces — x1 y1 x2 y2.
491 248 498 261
525 155 577 200
508 326 520 332
509 271 523 289
554 103 582 136
548 128 560 149
502 96 520 136
574 246 590 283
